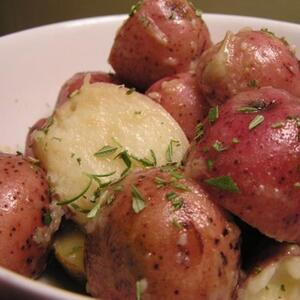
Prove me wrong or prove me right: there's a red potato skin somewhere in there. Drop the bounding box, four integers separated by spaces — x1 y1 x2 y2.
0 154 51 277
146 72 209 141
86 168 240 300
185 87 300 243
109 0 212 90
196 30 300 106
56 71 120 107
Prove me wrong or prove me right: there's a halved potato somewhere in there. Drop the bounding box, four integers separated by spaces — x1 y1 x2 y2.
31 81 189 225
238 243 300 300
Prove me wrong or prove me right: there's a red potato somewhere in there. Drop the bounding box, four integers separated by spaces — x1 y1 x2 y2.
185 87 300 243
56 71 120 107
146 72 209 141
109 0 212 90
0 154 59 278
196 29 300 106
86 168 240 300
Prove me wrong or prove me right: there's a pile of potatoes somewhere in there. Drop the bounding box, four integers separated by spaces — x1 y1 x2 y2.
1 0 300 299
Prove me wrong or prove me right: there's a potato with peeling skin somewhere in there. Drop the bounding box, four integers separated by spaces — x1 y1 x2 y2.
86 168 240 300
31 82 189 225
196 29 300 106
56 72 120 107
109 0 212 90
237 243 300 300
0 153 58 278
185 87 300 243
146 72 209 141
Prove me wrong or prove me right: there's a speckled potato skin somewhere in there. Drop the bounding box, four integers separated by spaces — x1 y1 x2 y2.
196 29 300 106
0 154 51 277
185 87 300 242
109 0 212 90
86 168 240 300
56 71 120 107
146 72 209 141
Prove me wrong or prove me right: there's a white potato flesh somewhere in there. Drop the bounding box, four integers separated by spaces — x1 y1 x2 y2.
238 256 300 300
32 82 189 224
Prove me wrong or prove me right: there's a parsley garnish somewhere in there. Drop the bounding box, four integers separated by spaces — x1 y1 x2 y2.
237 106 259 113
132 185 146 213
208 106 219 124
205 176 239 193
194 122 204 141
166 139 180 163
94 145 118 157
212 140 227 152
172 218 183 230
249 115 264 130
42 211 52 226
129 1 142 17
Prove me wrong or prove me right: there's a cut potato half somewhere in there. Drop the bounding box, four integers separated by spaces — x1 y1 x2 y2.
32 81 189 225
238 244 300 300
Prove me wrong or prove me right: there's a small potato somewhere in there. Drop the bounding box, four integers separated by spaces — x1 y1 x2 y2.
237 243 300 300
0 153 62 278
56 72 120 107
86 168 240 300
146 72 209 141
54 221 86 282
109 0 212 90
185 87 300 243
196 29 300 105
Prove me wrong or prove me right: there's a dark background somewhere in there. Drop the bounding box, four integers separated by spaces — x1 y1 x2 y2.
0 0 300 36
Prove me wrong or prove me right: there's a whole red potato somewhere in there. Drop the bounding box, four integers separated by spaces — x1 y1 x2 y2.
146 72 209 141
185 87 300 243
86 168 240 300
109 0 212 90
0 154 62 277
196 29 300 105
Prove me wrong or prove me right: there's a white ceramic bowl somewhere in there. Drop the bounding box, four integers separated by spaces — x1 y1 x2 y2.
0 13 299 300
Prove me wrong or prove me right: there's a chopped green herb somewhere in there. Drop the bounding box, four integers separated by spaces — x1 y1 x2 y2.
247 79 258 88
94 145 118 157
16 150 23 156
57 177 93 205
237 106 259 113
129 1 142 17
208 106 219 124
76 157 82 165
254 267 262 274
88 171 116 179
27 156 40 168
166 139 180 163
42 211 52 225
52 137 62 142
134 111 142 115
166 191 183 210
106 194 116 205
136 280 142 300
265 286 269 290
132 185 146 214
194 122 204 141
126 87 136 95
249 115 264 130
205 176 239 193
207 159 214 170
116 150 132 176
172 182 191 192
212 140 227 152
87 201 101 218
70 152 75 158
131 150 156 167
154 176 168 188
272 121 284 129
280 284 286 292
170 170 184 180
172 218 183 230
232 137 239 144
150 150 157 166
